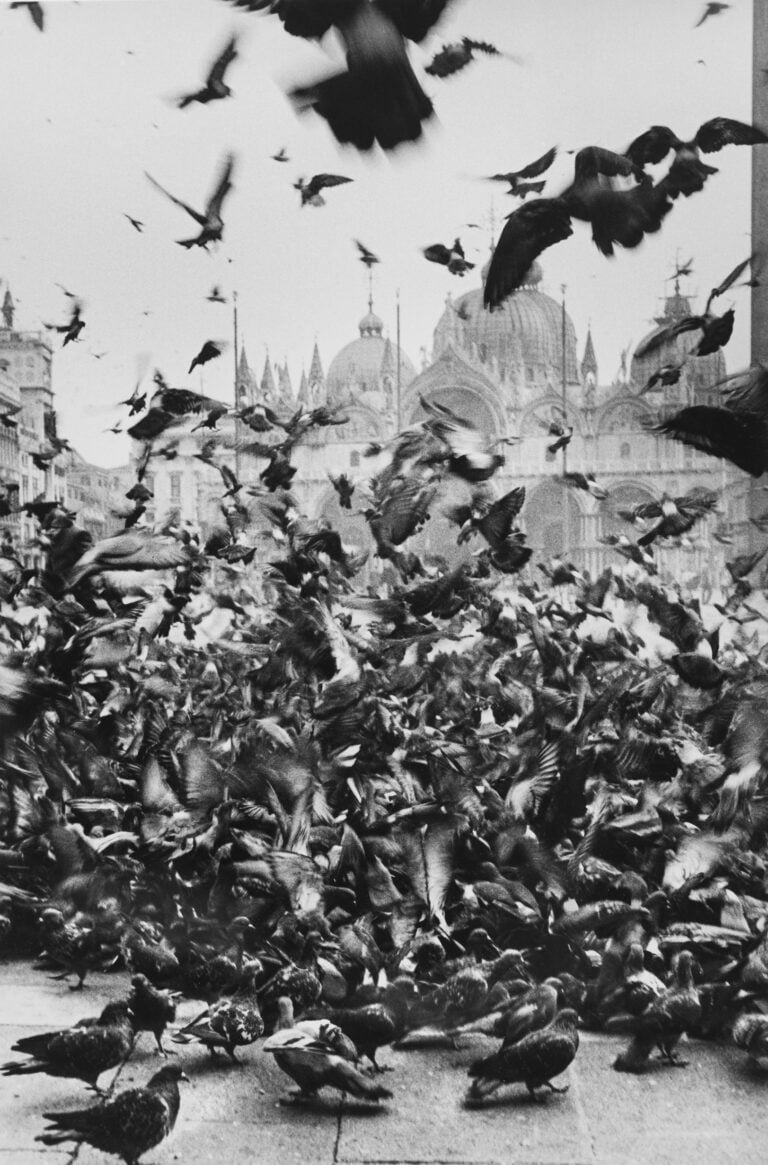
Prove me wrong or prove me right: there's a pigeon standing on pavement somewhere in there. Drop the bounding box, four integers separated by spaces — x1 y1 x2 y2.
36 1063 188 1164
2 1001 135 1091
466 1008 580 1104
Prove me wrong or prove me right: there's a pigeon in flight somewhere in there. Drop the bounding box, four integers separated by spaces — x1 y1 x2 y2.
229 0 454 152
146 152 235 248
178 35 238 108
423 238 474 276
294 174 352 207
425 37 502 79
695 3 730 27
487 146 558 199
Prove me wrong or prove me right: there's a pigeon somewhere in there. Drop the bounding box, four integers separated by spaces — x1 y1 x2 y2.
146 152 235 248
172 968 264 1061
2 1002 134 1090
36 1063 188 1164
612 951 702 1073
634 304 735 361
484 145 675 309
268 0 450 152
294 174 353 207
64 532 190 589
626 118 767 199
423 238 474 276
487 146 558 199
466 1009 579 1103
733 1014 768 1067
642 364 683 392
329 472 355 509
695 2 731 27
188 340 223 374
271 147 289 162
127 974 179 1056
420 395 504 481
444 486 526 550
123 214 144 232
10 2 44 31
305 978 417 1071
425 37 501 79
206 285 227 303
36 907 119 988
560 472 608 500
178 34 238 108
263 1004 392 1103
355 239 380 266
45 299 85 346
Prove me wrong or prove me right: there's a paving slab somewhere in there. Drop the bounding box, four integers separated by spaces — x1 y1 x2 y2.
3 962 768 1164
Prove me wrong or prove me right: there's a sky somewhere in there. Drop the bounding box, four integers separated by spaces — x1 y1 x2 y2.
0 0 756 466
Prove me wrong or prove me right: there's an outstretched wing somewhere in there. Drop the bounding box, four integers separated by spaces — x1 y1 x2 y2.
145 172 207 226
484 198 572 310
654 405 768 477
208 34 238 86
624 125 679 167
515 145 558 180
695 117 768 154
205 153 236 218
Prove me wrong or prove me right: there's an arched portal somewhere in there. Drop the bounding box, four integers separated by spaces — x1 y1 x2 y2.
599 482 658 540
408 386 499 438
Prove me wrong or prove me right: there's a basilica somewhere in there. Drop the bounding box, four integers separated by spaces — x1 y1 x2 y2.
144 259 752 592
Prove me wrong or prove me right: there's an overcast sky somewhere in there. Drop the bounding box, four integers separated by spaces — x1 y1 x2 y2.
0 0 754 466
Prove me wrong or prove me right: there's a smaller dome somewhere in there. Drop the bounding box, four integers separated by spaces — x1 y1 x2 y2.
358 309 383 337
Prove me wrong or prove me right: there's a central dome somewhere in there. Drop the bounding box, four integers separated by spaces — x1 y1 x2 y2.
433 260 580 387
326 301 415 398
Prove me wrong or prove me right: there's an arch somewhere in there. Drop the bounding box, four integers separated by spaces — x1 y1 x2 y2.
329 406 383 443
523 478 583 560
519 396 582 437
599 480 659 539
406 384 502 437
596 397 655 434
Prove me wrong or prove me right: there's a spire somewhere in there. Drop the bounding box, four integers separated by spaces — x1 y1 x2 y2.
2 288 14 330
260 352 276 401
237 344 250 379
297 368 309 404
308 341 324 385
277 361 293 402
581 325 598 383
380 335 396 376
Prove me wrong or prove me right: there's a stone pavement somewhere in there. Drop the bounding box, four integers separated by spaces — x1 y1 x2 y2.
1 959 768 1165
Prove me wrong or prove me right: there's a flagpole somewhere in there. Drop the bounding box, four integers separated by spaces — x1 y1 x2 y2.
561 284 568 555
232 290 240 479
396 287 402 432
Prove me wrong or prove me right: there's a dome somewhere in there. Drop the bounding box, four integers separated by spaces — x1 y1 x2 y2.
433 261 580 387
326 300 415 398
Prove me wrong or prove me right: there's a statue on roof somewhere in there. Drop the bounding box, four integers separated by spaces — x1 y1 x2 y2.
2 289 14 330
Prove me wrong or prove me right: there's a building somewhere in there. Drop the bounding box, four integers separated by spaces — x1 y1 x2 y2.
0 286 66 550
135 258 750 593
64 450 133 540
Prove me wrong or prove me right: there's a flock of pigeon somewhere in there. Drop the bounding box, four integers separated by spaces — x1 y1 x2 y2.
2 0 768 1162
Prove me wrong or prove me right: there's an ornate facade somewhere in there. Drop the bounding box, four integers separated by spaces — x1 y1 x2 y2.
140 261 750 593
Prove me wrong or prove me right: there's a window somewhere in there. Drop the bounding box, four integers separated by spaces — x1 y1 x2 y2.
170 473 182 502
350 450 360 467
620 442 631 460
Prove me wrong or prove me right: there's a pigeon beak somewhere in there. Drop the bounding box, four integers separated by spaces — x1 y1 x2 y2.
180 1071 191 1083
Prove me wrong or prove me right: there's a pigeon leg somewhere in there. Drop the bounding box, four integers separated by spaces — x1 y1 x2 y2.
526 1085 548 1104
544 1081 569 1094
